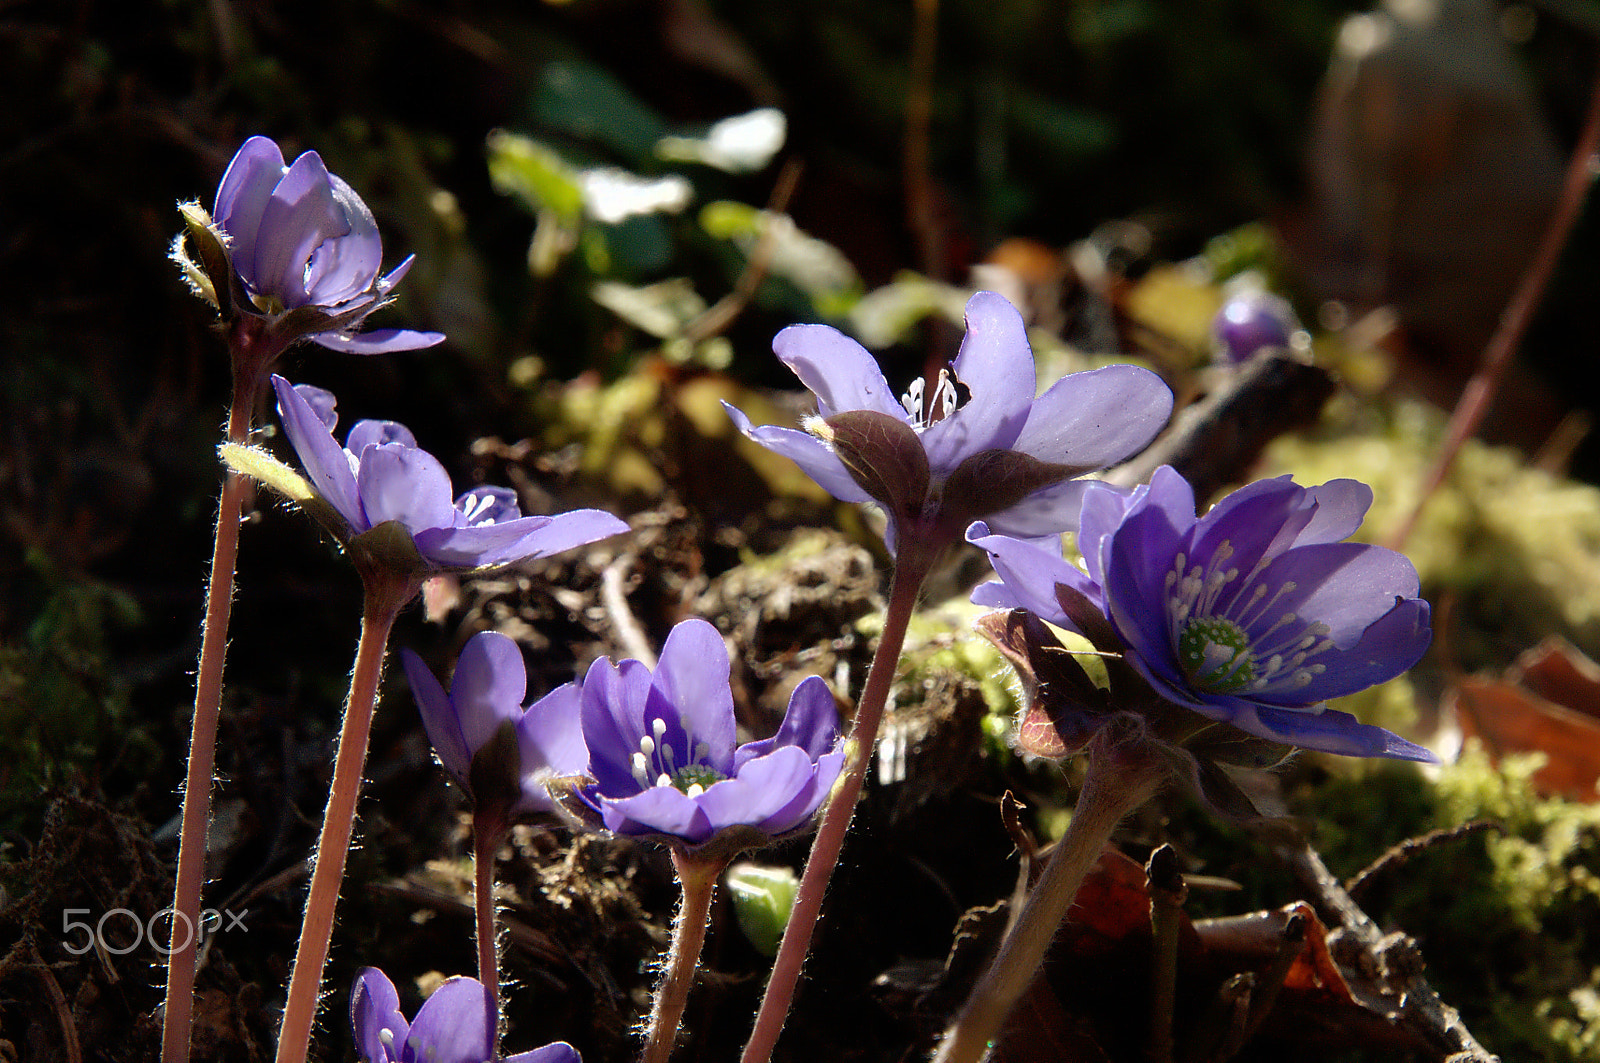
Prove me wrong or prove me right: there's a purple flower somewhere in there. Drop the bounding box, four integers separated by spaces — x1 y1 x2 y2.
272 375 628 570
573 618 845 850
970 465 1435 760
1211 288 1299 365
725 291 1172 549
402 631 587 815
351 967 579 1063
213 135 444 354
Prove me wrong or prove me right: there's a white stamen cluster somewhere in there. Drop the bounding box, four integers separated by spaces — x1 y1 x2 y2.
1165 540 1334 702
627 716 718 795
900 367 961 430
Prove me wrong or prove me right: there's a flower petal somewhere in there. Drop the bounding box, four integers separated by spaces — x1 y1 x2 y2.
400 649 471 787
345 419 418 453
977 477 1095 540
967 524 1099 632
414 509 627 569
1237 541 1422 649
734 675 839 770
695 744 815 833
919 291 1035 472
273 375 364 531
597 785 714 842
254 150 347 307
448 632 529 758
312 327 448 355
759 748 845 836
354 443 457 535
648 618 737 770
519 684 585 770
1202 696 1436 761
350 967 408 1063
504 1044 583 1063
723 403 873 504
580 656 655 796
404 976 494 1063
771 323 901 420
302 173 383 307
1076 480 1137 587
1264 597 1432 705
1011 363 1172 471
214 136 287 283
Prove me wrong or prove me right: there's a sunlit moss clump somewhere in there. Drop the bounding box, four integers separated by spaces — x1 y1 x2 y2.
1305 746 1600 1062
1263 396 1600 665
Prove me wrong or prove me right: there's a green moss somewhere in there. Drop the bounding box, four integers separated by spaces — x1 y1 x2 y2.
1301 746 1600 1062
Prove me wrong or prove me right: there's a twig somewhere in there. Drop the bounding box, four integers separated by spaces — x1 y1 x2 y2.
602 555 657 668
1391 63 1600 548
1345 820 1500 903
904 0 944 281
681 158 804 345
31 942 83 1063
1273 837 1500 1062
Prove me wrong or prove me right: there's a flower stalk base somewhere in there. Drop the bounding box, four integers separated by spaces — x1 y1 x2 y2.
642 850 726 1063
933 723 1168 1063
274 565 420 1063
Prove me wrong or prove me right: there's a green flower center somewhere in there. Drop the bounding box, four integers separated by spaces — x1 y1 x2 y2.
671 764 726 794
1178 617 1256 692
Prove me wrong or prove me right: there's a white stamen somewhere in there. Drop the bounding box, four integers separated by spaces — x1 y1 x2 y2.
685 783 705 798
631 751 651 785
639 735 655 757
901 377 925 420
379 1029 395 1048
656 773 672 789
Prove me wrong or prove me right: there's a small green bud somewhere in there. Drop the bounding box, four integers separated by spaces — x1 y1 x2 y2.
725 862 799 957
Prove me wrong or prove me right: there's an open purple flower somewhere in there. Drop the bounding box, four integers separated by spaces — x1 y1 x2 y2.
402 631 587 816
212 135 444 354
351 967 579 1063
572 618 845 852
724 291 1172 550
272 375 628 571
970 465 1435 760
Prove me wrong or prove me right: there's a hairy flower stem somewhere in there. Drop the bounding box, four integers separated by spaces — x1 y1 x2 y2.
933 728 1168 1063
473 814 509 1037
275 564 420 1063
741 548 936 1063
642 851 726 1063
162 322 284 1063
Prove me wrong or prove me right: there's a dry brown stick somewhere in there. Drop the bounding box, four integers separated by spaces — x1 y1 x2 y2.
904 0 944 282
1274 837 1500 1062
1391 63 1600 549
681 157 804 345
1345 820 1501 903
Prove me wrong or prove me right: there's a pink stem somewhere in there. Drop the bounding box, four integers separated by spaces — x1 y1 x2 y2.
161 322 281 1063
274 566 419 1063
740 551 934 1063
641 851 725 1063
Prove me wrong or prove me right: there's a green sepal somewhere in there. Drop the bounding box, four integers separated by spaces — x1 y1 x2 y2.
347 520 430 579
219 442 348 542
467 720 525 822
174 200 233 317
725 862 799 957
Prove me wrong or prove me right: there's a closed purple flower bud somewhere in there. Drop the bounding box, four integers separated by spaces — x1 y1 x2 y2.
402 631 588 816
212 136 445 354
572 618 845 854
725 292 1172 552
970 465 1435 761
1211 288 1299 365
351 967 580 1063
272 375 628 572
